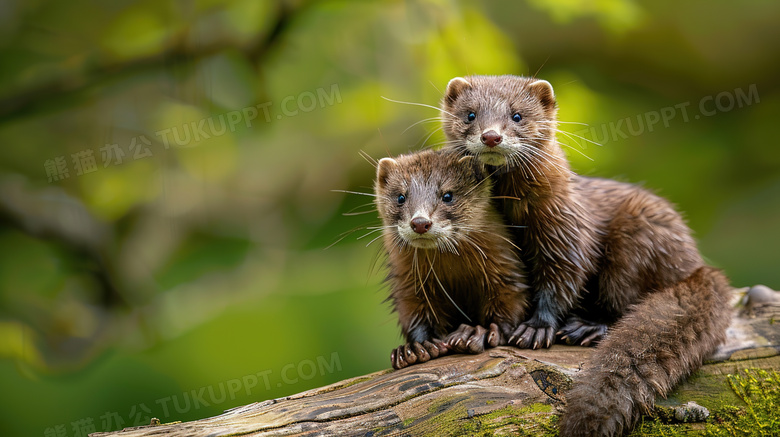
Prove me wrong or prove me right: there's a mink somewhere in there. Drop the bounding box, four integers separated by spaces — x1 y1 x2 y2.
441 75 732 436
374 149 530 370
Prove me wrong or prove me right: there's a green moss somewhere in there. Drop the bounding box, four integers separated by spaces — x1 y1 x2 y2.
626 368 780 437
426 397 459 415
705 369 780 436
628 417 703 436
658 366 743 408
457 404 557 437
390 396 559 436
436 402 557 436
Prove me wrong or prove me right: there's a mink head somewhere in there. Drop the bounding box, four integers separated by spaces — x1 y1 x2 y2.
374 150 491 252
441 75 558 167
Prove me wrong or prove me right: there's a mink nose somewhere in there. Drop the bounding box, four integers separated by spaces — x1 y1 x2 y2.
481 130 502 147
410 217 432 234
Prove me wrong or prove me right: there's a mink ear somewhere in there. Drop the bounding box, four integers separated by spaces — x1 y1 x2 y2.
445 77 471 105
528 79 556 109
376 157 399 189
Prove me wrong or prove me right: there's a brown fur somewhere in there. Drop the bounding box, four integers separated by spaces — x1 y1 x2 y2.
441 75 732 436
560 266 731 436
374 149 529 369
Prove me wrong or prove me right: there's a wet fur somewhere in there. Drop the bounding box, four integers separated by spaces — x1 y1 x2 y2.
375 149 530 369
441 75 732 436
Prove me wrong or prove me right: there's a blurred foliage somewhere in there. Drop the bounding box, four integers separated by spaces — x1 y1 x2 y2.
0 0 778 435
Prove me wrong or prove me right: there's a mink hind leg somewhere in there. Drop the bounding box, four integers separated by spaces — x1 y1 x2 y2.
557 315 608 346
561 199 702 348
558 278 613 346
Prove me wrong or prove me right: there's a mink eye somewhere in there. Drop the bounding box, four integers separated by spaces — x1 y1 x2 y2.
512 113 522 122
397 194 406 205
442 192 454 203
466 112 476 123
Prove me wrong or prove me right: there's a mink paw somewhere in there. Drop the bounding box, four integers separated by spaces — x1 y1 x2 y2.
444 323 502 354
390 340 448 370
557 317 608 346
508 322 555 349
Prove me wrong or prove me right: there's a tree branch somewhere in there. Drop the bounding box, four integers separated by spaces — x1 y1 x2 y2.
0 0 306 125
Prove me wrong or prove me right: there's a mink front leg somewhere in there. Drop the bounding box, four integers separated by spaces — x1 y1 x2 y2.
509 252 589 349
508 296 559 349
390 283 450 370
447 277 529 354
391 323 449 369
500 181 600 350
444 323 502 354
391 340 449 369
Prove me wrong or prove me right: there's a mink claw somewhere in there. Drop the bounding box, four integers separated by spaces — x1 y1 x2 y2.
391 346 408 370
558 317 608 346
391 339 450 370
412 342 430 363
510 323 555 349
444 324 476 353
486 323 501 348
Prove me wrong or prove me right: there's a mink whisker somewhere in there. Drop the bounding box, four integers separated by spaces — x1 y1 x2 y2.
459 233 488 260
418 250 440 324
554 128 602 148
365 233 385 248
332 189 376 197
325 223 378 250
420 126 444 149
343 202 378 216
403 117 444 134
358 150 378 167
381 96 460 120
429 258 472 323
342 210 377 216
558 139 595 161
357 227 386 240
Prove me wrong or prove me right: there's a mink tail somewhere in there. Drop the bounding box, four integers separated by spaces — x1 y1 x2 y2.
558 266 732 437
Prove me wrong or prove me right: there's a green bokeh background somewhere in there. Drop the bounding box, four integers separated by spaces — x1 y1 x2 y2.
1 1 778 435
